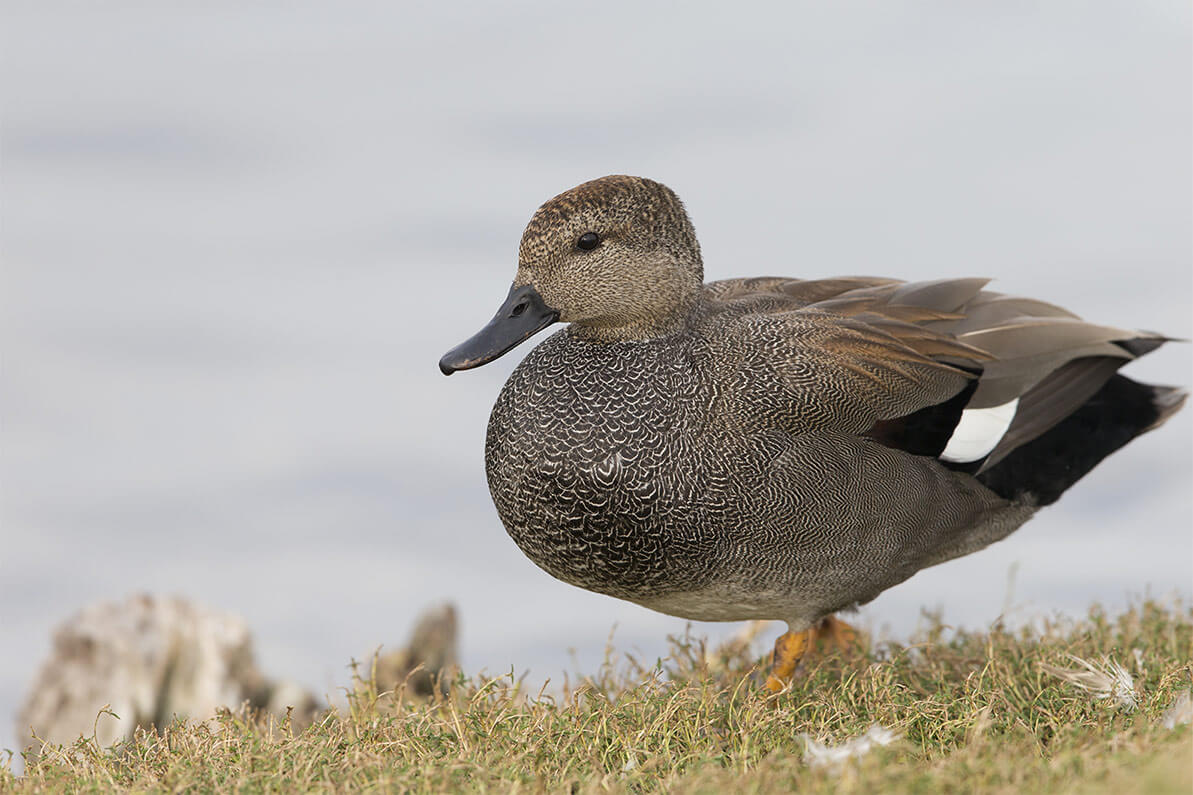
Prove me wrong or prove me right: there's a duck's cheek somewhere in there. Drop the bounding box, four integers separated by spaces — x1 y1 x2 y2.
526 283 580 323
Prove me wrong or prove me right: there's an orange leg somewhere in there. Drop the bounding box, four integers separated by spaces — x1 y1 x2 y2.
819 615 860 652
766 628 812 693
765 616 863 693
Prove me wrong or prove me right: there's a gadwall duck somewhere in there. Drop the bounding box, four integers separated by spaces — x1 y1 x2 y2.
440 175 1185 690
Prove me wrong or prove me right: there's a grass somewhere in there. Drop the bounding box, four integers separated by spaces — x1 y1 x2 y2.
4 600 1190 793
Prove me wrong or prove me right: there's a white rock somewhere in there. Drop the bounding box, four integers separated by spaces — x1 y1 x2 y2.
1161 691 1192 729
16 594 281 756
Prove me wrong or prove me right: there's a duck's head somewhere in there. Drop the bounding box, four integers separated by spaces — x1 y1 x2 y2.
439 175 703 374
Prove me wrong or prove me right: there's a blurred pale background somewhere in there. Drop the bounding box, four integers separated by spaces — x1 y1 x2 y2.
3 1 1190 755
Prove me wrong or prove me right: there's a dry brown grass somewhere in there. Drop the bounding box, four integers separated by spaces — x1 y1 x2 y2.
4 600 1190 793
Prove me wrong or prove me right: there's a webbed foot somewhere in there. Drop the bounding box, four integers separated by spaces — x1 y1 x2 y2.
765 616 863 693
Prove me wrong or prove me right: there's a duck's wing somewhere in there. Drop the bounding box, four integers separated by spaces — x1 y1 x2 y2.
705 275 903 306
712 276 1174 472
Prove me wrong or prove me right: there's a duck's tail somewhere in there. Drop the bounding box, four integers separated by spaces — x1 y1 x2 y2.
1146 384 1189 431
973 376 1187 507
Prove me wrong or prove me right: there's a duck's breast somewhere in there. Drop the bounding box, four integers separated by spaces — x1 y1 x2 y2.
484 329 717 597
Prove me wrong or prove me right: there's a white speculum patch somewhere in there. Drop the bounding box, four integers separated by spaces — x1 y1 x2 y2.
940 397 1020 463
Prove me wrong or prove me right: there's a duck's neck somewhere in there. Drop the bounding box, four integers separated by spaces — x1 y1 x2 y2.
567 292 703 343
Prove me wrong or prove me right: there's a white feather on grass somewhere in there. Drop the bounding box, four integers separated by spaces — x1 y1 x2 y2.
1041 654 1138 712
802 724 899 770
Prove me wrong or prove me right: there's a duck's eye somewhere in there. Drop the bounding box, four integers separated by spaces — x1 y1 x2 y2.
577 232 600 251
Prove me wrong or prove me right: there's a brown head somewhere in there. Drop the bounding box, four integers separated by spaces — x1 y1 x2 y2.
440 175 704 374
